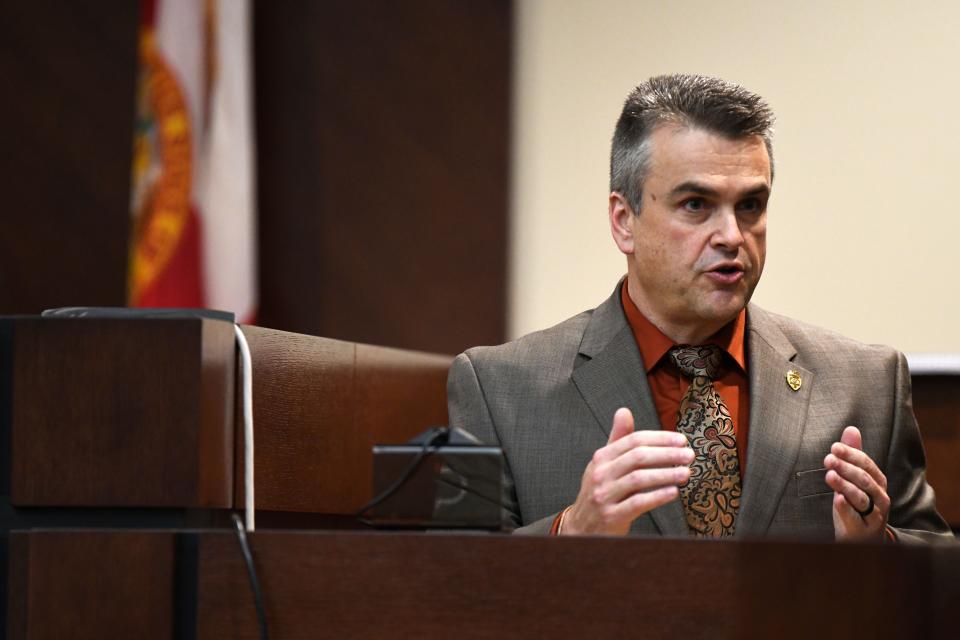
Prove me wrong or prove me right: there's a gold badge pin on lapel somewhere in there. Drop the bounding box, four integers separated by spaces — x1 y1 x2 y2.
786 370 802 391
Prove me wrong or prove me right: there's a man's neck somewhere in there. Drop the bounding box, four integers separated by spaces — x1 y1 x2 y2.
625 281 734 345
653 319 726 346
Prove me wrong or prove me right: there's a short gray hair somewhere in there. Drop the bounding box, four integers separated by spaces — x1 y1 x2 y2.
610 74 775 213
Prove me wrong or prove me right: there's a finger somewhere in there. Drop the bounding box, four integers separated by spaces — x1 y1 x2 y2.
604 443 695 480
595 429 689 464
826 456 891 516
825 469 874 515
606 485 681 522
828 425 886 490
824 455 876 495
840 425 862 450
833 492 866 531
601 465 691 504
828 443 887 491
607 408 635 445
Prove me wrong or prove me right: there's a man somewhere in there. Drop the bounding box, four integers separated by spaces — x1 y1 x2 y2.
448 74 952 542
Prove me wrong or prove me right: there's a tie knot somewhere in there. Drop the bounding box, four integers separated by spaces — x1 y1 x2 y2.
669 344 723 379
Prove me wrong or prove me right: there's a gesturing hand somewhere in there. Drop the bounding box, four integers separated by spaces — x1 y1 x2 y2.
824 426 890 541
561 407 694 536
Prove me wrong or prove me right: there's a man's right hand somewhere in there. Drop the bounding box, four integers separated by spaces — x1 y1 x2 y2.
560 407 693 536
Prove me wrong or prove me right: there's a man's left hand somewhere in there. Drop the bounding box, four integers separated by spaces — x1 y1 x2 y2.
824 426 890 541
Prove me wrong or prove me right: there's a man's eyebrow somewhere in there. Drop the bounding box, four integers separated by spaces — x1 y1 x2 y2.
669 182 718 198
668 181 771 198
742 184 771 198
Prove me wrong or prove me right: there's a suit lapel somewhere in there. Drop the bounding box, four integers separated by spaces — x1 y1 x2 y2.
735 305 814 538
570 285 688 537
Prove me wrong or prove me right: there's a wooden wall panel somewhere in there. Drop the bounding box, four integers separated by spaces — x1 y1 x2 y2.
911 375 960 526
254 0 511 354
0 2 138 313
0 2 511 355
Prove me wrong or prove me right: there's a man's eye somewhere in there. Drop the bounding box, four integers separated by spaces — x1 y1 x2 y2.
682 198 706 212
737 198 763 214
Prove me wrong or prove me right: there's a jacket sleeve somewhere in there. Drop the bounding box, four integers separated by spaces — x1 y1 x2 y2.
885 351 955 543
447 351 562 534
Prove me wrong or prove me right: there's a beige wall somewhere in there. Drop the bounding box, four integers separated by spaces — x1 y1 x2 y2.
510 0 960 354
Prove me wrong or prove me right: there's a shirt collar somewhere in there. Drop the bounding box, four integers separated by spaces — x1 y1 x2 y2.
619 279 747 373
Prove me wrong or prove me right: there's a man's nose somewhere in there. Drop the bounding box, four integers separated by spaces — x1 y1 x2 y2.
711 208 745 250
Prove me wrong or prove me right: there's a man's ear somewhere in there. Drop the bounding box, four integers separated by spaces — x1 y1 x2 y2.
609 192 635 255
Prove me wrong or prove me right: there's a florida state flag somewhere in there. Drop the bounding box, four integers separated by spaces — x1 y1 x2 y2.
128 0 256 322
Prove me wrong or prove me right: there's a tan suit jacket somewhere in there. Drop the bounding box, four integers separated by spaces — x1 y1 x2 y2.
447 284 953 542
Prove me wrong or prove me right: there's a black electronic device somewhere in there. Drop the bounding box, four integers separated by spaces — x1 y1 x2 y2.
366 426 504 530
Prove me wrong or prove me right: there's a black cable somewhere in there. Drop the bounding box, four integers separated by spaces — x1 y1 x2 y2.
231 513 269 640
355 428 448 518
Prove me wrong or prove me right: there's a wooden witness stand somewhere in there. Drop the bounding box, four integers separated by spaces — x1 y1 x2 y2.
1 317 959 639
8 529 960 639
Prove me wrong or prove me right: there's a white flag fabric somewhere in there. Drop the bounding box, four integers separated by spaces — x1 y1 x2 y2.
129 0 257 322
198 0 257 322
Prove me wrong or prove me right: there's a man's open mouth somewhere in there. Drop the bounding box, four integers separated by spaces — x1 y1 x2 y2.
711 265 743 275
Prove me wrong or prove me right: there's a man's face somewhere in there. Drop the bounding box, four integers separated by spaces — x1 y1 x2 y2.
611 124 770 343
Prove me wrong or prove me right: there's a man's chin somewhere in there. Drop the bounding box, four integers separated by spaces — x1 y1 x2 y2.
698 294 749 325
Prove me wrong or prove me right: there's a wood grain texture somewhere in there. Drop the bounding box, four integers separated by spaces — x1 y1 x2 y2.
912 375 960 526
254 0 511 354
197 532 738 639
7 530 956 639
10 318 235 508
0 1 510 356
192 531 955 640
200 318 238 506
0 2 137 313
6 534 28 640
738 541 933 639
236 325 452 514
7 531 175 640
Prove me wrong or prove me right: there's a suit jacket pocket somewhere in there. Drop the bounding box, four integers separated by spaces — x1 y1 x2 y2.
796 468 831 498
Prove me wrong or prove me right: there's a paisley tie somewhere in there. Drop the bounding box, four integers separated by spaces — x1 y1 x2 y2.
669 345 742 537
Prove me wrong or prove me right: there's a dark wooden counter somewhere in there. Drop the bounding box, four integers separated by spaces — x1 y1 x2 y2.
7 529 959 640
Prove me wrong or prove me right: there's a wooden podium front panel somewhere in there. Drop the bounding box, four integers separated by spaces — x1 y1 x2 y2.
911 375 960 526
193 532 949 640
238 326 451 514
7 530 956 639
9 318 235 508
739 540 934 639
197 532 739 639
7 531 175 640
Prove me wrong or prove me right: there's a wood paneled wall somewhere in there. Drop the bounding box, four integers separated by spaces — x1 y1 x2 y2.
0 1 511 355
0 2 139 312
254 1 511 354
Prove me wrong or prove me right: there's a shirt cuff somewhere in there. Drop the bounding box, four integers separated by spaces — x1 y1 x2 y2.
550 506 571 535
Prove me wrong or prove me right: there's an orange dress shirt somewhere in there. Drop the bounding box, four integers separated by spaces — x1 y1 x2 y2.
619 281 750 470
550 281 750 535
